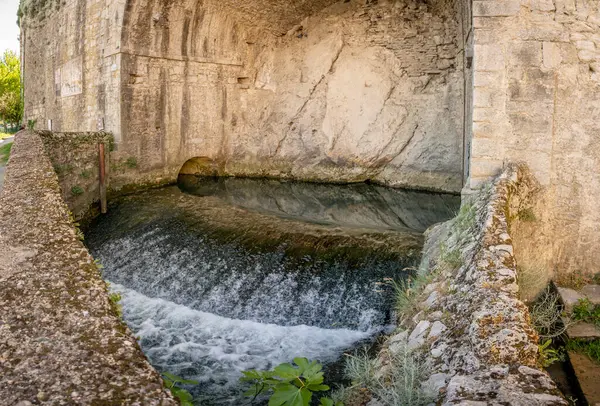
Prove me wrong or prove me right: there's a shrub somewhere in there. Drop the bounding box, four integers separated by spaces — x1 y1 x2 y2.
344 349 377 388
371 343 433 406
529 287 572 339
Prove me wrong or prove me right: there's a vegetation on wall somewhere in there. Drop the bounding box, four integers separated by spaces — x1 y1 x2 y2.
17 0 61 25
0 51 22 131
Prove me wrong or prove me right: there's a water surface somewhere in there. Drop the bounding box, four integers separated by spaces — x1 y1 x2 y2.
86 177 458 404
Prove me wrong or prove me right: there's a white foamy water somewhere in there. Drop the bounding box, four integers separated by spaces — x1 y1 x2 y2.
112 282 373 404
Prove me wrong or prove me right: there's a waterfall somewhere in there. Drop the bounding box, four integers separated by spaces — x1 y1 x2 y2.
86 179 459 403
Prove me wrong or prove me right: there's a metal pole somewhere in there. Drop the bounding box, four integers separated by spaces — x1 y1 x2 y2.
99 142 107 214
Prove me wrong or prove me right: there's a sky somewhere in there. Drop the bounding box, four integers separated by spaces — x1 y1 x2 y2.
0 0 21 54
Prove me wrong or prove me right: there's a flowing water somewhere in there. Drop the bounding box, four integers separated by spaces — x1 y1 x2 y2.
85 177 459 404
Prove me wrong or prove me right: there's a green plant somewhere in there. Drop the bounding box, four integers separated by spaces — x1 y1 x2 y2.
517 207 536 222
240 357 340 406
529 287 572 339
27 118 36 129
162 372 199 406
438 243 462 271
71 185 84 196
572 298 600 327
108 291 123 317
386 274 429 319
344 349 377 388
453 202 477 238
566 339 600 364
0 141 12 165
371 343 433 406
125 156 138 168
80 169 92 179
537 339 564 367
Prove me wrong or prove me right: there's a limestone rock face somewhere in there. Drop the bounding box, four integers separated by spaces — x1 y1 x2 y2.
21 0 467 193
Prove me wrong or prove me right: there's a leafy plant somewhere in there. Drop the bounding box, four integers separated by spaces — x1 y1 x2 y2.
162 372 199 406
71 185 84 196
27 119 36 130
572 298 600 327
108 291 123 317
566 339 600 364
125 156 138 168
80 169 92 179
537 339 564 367
240 357 341 406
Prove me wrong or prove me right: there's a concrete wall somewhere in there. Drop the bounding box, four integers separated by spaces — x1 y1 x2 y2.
468 0 600 274
22 0 469 193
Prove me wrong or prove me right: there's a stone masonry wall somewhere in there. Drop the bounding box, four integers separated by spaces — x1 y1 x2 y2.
21 0 470 193
0 131 175 405
38 131 112 220
115 0 467 193
374 164 566 405
468 0 600 274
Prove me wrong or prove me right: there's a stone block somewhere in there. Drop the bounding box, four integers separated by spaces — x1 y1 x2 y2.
543 42 562 69
567 322 600 339
530 0 556 11
509 42 543 67
473 1 521 17
473 88 493 107
474 44 506 71
557 287 583 311
581 285 600 305
470 158 504 178
473 121 505 139
474 71 504 87
578 49 598 62
471 135 505 158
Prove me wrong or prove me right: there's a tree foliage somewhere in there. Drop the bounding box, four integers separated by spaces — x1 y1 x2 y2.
0 50 23 129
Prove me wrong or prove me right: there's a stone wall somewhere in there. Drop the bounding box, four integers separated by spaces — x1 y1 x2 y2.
38 131 112 220
373 164 566 405
21 0 470 193
0 131 175 404
468 0 600 274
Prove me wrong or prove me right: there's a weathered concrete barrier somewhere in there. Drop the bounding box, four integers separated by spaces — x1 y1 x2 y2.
374 165 567 405
0 131 175 405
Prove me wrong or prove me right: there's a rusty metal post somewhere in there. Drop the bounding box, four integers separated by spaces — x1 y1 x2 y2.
99 142 107 214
